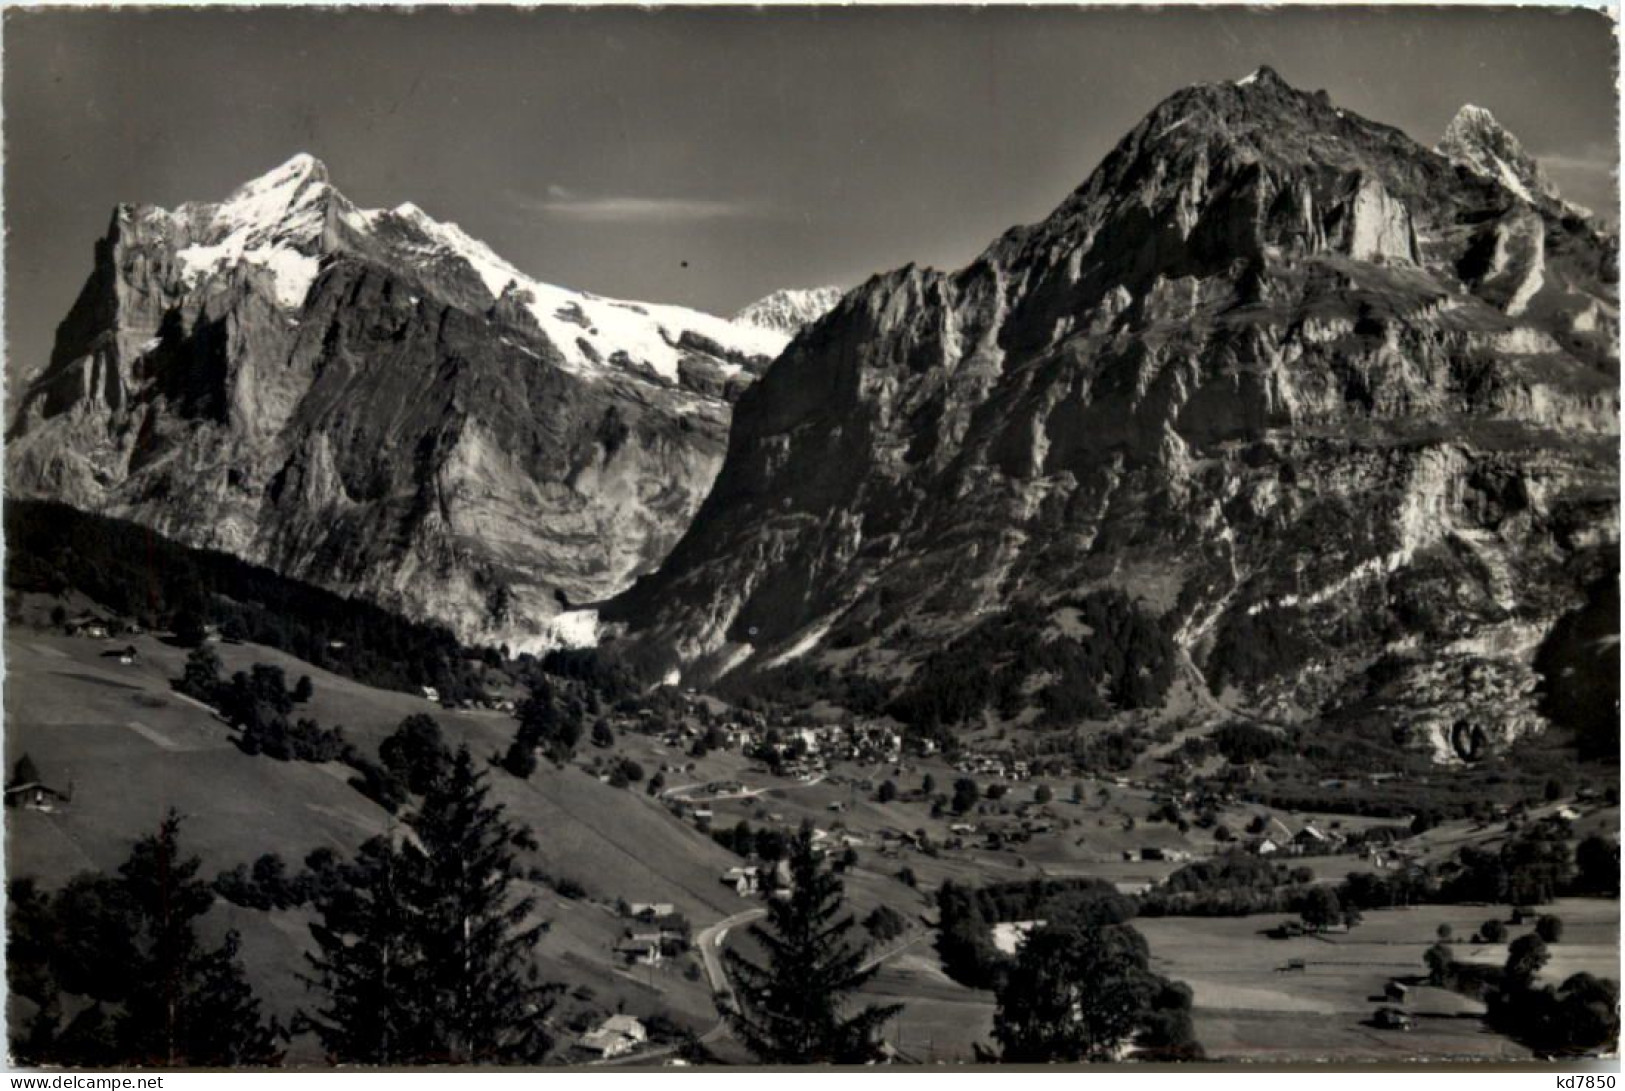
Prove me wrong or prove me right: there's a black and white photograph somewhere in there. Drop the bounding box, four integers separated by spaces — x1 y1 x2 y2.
1 2 1619 1072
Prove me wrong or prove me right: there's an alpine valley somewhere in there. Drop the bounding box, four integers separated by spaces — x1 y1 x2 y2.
5 53 1621 1069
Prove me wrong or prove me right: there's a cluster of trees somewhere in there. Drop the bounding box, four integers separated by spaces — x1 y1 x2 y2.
1436 821 1584 906
1208 722 1282 764
1312 831 1617 929
991 914 1202 1062
887 591 1177 731
711 657 890 720
211 847 363 914
1532 574 1619 763
1429 934 1619 1056
499 680 587 777
1137 825 1616 930
1204 606 1317 695
532 647 642 704
1066 728 1147 774
178 650 349 763
1137 854 1314 918
347 715 458 814
8 814 282 1066
936 877 1134 989
8 499 492 702
710 819 791 862
862 905 909 944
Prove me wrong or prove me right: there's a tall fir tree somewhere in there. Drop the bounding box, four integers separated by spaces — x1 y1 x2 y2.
303 835 428 1064
407 746 554 1064
111 811 281 1066
305 746 554 1065
724 826 901 1063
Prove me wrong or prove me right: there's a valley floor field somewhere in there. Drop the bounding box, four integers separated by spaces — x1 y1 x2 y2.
5 625 1618 1065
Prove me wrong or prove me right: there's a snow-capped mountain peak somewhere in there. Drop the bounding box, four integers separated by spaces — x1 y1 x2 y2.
368 196 789 382
155 155 793 382
11 152 806 653
168 153 340 309
1436 103 1562 205
732 286 844 335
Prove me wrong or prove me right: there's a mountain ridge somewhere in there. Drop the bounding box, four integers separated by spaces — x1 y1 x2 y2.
7 153 797 653
604 67 1618 763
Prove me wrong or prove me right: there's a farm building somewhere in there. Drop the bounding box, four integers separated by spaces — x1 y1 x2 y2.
630 902 675 919
578 1015 647 1058
5 782 70 812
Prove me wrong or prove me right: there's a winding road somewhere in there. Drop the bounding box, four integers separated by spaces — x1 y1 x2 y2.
602 904 927 1064
598 905 766 1066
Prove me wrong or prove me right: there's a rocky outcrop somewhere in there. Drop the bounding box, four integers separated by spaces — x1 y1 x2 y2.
7 155 795 652
607 68 1618 759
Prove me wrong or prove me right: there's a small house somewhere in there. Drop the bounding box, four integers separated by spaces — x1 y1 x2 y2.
5 782 70 812
578 1014 647 1058
68 613 111 639
722 866 759 896
630 902 675 920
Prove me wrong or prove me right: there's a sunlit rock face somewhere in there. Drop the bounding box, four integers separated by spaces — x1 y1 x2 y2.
7 154 795 653
608 68 1618 759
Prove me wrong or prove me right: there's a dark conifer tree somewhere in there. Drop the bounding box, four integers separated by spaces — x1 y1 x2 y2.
725 826 901 1063
303 835 428 1064
306 747 554 1065
9 812 280 1066
111 811 281 1066
8 752 41 788
407 746 555 1064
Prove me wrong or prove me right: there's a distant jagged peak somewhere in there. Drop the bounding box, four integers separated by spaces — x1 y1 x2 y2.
732 286 844 335
189 152 337 231
1232 64 1289 89
1437 103 1562 205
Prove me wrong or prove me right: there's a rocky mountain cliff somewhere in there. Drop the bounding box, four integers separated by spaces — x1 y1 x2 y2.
733 287 844 335
6 154 796 652
607 68 1619 762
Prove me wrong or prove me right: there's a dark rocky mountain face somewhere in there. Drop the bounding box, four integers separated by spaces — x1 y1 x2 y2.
607 68 1619 761
7 155 793 652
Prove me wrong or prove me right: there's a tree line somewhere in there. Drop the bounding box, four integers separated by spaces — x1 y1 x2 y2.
7 499 492 703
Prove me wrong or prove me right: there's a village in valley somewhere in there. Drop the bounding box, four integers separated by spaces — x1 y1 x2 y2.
7 589 1616 1065
3 9 1619 1067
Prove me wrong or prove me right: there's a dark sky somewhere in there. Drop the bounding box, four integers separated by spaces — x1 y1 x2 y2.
5 6 1617 381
